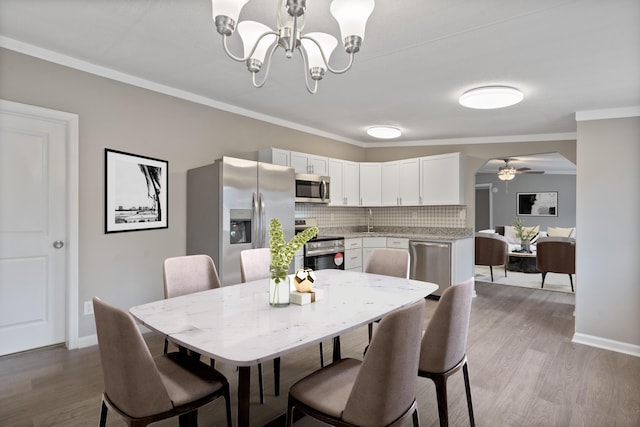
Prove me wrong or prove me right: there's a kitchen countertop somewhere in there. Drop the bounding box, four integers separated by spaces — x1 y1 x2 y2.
319 227 473 241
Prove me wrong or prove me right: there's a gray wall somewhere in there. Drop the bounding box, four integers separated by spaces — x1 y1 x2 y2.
475 173 576 231
2 47 638 353
576 116 640 349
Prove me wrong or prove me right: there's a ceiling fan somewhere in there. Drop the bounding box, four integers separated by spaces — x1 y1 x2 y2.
497 158 543 181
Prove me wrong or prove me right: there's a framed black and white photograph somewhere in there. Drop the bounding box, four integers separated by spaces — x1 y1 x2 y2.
105 149 168 233
517 191 558 217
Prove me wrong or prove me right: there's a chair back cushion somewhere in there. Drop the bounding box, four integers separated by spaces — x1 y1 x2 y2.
419 279 474 373
93 297 173 417
535 237 576 274
240 248 271 282
163 255 220 299
342 299 426 425
364 248 410 279
474 233 508 266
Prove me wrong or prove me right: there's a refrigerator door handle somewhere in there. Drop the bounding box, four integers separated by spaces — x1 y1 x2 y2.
252 192 259 249
259 192 266 247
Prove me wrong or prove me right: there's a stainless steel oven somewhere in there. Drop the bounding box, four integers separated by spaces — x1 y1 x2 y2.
304 237 345 270
295 218 344 270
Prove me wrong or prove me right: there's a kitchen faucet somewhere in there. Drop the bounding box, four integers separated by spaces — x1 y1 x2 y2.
367 208 373 232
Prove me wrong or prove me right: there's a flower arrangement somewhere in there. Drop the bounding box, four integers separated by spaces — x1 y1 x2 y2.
512 217 537 241
269 218 318 285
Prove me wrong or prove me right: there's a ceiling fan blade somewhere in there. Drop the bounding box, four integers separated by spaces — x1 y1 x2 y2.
516 167 531 172
516 169 545 174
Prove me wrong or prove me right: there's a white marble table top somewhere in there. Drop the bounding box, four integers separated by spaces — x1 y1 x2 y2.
130 269 438 366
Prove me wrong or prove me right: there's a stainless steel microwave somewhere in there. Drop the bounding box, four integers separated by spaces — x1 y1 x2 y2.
295 173 330 204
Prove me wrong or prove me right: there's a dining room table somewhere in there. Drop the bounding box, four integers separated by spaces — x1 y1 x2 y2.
129 269 438 427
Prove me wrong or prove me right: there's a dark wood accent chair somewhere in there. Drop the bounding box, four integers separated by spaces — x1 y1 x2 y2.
93 297 232 427
286 299 426 427
536 237 576 292
418 279 475 427
474 232 508 282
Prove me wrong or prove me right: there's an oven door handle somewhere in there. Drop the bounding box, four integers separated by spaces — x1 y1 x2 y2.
305 248 344 257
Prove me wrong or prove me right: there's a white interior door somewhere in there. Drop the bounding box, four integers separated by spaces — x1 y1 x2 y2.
0 104 68 355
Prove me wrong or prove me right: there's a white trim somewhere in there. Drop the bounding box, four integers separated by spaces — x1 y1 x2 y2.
0 99 80 351
474 183 494 230
575 106 640 122
572 333 640 358
77 334 98 349
1 36 577 149
366 132 577 148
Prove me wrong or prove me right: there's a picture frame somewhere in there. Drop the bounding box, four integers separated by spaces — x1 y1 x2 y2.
105 149 168 233
517 192 558 217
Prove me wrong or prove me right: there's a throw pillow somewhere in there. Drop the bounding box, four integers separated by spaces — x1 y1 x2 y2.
503 225 520 244
547 226 573 237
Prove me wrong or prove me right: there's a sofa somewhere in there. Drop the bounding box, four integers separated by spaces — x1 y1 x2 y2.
479 225 576 253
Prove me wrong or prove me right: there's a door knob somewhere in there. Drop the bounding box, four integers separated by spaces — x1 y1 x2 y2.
53 240 64 249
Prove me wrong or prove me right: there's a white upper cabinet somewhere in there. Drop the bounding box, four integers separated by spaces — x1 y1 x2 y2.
290 151 329 175
258 148 290 167
329 158 359 206
359 162 382 206
419 152 463 205
381 158 420 206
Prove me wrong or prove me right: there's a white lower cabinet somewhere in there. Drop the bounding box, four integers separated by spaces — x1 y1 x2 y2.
344 238 363 271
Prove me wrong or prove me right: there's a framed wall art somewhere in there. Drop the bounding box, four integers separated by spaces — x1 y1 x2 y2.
517 191 558 217
105 149 168 233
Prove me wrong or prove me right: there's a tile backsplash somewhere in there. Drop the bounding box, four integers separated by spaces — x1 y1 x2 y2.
294 205 467 229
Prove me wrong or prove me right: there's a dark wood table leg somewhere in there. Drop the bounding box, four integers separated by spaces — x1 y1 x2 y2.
332 336 341 363
274 357 281 396
238 366 251 427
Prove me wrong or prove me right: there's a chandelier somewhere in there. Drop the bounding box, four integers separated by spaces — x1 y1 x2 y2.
211 0 375 94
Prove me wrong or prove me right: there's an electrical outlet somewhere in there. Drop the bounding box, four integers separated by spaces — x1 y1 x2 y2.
84 300 94 315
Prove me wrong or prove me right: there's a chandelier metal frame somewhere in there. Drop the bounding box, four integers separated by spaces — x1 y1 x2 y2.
211 0 375 94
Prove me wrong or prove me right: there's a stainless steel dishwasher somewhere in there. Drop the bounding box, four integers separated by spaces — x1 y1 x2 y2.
409 241 451 298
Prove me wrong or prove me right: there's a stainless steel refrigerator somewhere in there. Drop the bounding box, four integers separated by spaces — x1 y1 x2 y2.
187 157 295 285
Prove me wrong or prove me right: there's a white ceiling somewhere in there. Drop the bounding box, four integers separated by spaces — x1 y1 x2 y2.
0 0 639 148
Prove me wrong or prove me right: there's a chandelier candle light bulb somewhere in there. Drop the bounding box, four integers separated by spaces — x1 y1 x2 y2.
211 0 375 93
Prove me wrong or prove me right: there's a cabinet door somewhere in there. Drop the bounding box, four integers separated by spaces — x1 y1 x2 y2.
290 151 310 174
308 155 328 176
381 161 400 206
258 148 290 167
343 161 360 206
328 158 344 206
420 153 463 205
398 158 420 205
359 163 381 206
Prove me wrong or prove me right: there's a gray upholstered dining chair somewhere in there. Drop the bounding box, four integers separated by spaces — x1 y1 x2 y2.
286 299 426 427
93 297 232 427
536 236 576 292
418 279 475 427
162 255 220 355
364 248 411 342
474 232 508 282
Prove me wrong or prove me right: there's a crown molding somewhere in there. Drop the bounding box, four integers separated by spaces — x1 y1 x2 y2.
2 36 577 149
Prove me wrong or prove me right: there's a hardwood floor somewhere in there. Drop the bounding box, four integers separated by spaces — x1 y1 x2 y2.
1 282 638 426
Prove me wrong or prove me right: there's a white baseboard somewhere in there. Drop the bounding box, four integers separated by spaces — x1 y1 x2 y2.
75 324 153 349
76 334 98 349
572 333 640 357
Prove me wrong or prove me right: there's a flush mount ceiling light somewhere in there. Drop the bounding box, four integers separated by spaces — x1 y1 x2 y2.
211 0 375 94
367 126 402 139
459 86 524 109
